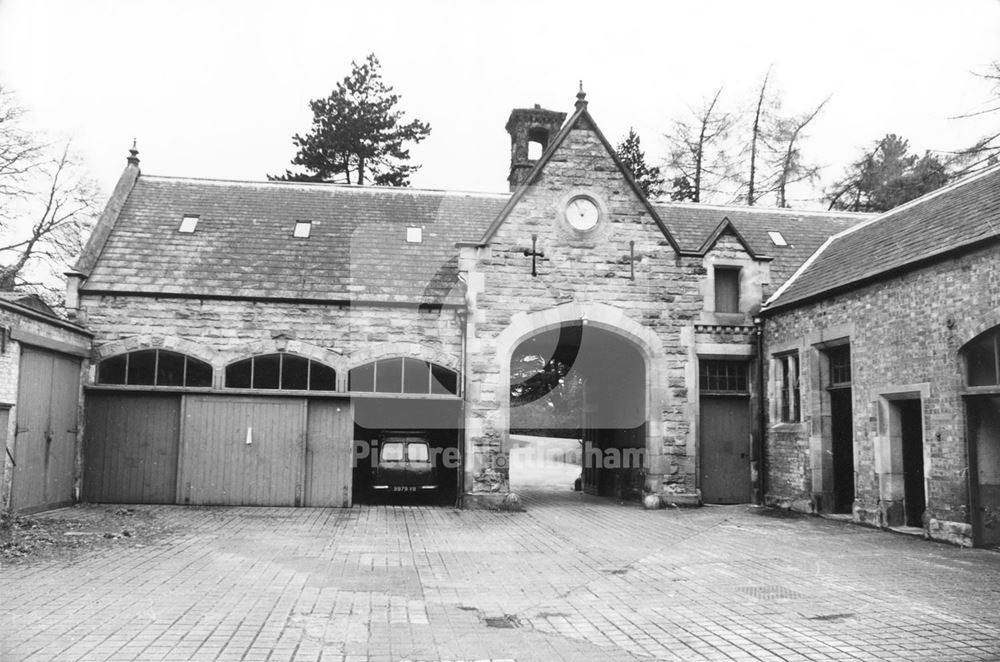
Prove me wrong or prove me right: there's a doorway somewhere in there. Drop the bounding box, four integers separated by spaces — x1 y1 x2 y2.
897 399 926 528
699 359 751 504
826 344 854 514
967 396 1000 547
509 323 646 501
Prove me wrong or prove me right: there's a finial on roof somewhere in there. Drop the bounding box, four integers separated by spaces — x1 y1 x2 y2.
127 139 140 166
575 81 588 111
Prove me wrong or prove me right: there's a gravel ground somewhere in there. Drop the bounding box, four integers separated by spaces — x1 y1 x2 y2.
0 504 176 565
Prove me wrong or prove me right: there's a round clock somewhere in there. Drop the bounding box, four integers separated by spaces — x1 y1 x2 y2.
566 196 600 231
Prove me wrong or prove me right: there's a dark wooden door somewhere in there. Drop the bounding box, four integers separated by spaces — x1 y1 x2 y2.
830 388 854 513
700 395 751 504
304 399 353 507
899 399 926 528
178 395 306 506
10 347 81 513
83 393 181 503
968 396 1000 547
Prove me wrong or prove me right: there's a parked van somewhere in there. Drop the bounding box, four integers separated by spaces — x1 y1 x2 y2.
372 432 438 493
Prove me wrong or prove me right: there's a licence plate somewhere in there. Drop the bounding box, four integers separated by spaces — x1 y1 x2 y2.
391 486 418 492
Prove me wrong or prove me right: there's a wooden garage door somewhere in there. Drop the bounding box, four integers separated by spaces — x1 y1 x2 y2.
83 393 181 504
10 347 81 513
179 395 306 506
305 399 353 507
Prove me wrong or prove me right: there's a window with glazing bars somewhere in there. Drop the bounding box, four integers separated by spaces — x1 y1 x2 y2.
828 345 851 387
776 353 800 422
700 359 749 393
967 328 1000 386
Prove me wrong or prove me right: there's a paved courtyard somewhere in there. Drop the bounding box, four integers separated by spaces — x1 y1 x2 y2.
3 489 1000 662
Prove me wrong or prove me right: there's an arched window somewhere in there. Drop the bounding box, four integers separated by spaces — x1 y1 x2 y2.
967 327 1000 387
527 127 549 160
97 350 213 387
224 353 337 391
348 358 458 395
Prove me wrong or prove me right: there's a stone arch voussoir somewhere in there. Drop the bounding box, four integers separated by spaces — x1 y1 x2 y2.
346 342 460 373
493 301 668 457
960 306 1000 349
219 338 346 373
93 335 220 366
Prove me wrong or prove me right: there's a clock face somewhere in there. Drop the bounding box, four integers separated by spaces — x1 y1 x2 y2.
566 196 600 231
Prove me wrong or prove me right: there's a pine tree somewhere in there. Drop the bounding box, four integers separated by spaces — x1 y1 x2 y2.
270 54 431 186
616 128 665 199
826 134 948 212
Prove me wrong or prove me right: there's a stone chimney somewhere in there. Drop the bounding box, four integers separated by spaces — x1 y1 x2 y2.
505 104 566 191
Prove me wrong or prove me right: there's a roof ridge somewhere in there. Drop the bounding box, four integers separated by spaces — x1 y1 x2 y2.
476 102 680 251
826 160 1000 240
140 174 512 198
764 161 1000 310
653 201 875 218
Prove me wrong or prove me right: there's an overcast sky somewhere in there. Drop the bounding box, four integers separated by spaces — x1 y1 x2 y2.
1 0 998 207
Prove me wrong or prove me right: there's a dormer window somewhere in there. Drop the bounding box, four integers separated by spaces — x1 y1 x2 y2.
293 221 312 238
178 215 199 233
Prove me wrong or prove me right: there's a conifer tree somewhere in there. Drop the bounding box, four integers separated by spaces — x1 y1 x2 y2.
271 54 431 186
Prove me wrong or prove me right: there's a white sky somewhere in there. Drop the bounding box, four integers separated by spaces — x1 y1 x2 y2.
1 0 998 206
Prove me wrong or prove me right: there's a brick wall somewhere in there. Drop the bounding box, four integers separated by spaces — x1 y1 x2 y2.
764 243 1000 545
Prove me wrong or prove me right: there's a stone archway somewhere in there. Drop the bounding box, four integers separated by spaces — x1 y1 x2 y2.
464 302 669 505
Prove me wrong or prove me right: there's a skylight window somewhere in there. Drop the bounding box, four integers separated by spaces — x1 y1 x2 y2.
178 215 199 233
767 230 788 247
406 227 422 243
294 221 312 238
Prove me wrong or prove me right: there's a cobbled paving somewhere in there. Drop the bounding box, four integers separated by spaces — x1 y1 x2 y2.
3 490 999 661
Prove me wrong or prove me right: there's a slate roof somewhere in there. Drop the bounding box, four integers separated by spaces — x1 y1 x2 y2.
82 173 867 306
654 203 868 288
82 176 508 305
765 163 1000 311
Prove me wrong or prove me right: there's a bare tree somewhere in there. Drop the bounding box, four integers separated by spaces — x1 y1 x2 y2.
947 61 1000 177
664 88 737 203
0 86 42 198
746 68 772 205
768 97 830 208
0 88 99 302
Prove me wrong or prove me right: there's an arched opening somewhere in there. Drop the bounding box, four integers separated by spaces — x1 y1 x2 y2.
963 325 1000 547
508 323 646 502
97 349 213 388
348 357 461 506
527 126 549 160
224 353 337 391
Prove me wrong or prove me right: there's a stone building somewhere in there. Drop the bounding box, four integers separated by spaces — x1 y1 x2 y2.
59 92 871 514
760 165 1000 547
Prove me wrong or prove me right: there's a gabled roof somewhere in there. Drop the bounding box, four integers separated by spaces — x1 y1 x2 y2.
654 202 868 288
694 217 769 258
80 171 866 306
81 176 508 306
765 163 1000 311
476 100 682 252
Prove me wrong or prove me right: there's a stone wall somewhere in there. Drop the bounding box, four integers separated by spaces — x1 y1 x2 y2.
80 295 464 378
460 119 762 501
763 243 1000 545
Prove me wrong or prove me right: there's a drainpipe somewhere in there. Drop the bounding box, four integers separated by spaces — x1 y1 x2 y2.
455 276 469 509
754 315 768 506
